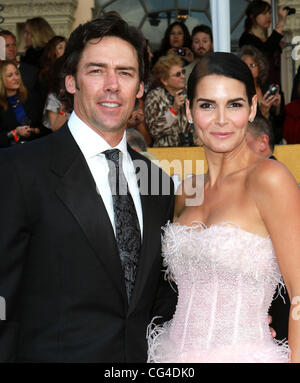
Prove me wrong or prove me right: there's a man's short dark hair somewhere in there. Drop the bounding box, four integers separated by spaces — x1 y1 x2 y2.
248 115 275 153
0 30 16 40
126 128 147 152
60 14 149 112
191 25 213 42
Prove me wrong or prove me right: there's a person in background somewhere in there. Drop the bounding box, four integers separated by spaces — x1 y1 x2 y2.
239 44 285 144
42 57 69 132
145 54 192 147
0 30 40 95
283 79 300 144
126 98 152 146
291 65 300 101
184 25 214 86
246 115 290 343
126 127 147 152
39 36 66 95
0 60 43 147
239 1 289 85
21 17 55 69
152 21 194 67
246 115 275 158
126 127 158 162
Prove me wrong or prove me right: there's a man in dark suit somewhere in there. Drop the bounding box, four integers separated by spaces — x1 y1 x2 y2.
0 15 177 362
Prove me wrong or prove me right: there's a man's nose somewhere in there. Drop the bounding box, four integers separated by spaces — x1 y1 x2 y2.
104 70 119 92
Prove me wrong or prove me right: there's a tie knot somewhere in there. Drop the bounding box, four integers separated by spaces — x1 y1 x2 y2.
103 149 120 166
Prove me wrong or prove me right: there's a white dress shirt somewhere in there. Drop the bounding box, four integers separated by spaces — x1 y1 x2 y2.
68 111 143 238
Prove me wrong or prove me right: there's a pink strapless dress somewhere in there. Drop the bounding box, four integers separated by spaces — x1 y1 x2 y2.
147 222 290 363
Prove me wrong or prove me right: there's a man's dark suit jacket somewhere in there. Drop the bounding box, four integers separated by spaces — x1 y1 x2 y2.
0 124 177 362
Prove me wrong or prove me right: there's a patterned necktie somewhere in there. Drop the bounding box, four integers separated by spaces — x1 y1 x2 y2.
103 149 141 302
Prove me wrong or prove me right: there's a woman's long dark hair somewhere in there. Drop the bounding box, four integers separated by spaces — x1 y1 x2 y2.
39 36 66 91
158 21 191 55
244 0 271 32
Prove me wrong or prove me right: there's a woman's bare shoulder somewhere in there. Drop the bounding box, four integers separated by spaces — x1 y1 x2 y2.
247 158 299 199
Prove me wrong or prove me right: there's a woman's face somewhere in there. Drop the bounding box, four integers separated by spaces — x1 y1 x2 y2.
24 24 32 48
254 8 271 30
241 55 259 81
162 64 185 92
169 25 184 48
3 64 21 93
56 40 66 58
187 74 257 153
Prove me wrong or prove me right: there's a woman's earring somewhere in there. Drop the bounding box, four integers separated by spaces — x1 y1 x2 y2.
249 117 254 123
189 118 193 124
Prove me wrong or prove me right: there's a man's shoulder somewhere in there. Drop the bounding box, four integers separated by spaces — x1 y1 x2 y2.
0 125 70 166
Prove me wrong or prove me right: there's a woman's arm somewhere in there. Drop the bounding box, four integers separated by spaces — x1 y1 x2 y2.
48 110 68 132
250 160 300 362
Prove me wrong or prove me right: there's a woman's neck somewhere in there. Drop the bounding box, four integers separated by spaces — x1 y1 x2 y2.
250 25 266 41
6 90 17 97
165 86 177 97
204 140 255 186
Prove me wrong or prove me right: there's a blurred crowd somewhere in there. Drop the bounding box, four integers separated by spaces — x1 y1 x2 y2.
0 1 299 151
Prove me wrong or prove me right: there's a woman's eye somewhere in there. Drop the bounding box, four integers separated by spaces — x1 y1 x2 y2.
199 103 214 110
229 102 242 108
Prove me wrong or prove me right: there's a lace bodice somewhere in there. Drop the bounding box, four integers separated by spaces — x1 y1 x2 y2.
147 222 289 363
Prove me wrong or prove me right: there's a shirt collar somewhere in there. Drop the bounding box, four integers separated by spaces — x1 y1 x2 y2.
68 111 129 160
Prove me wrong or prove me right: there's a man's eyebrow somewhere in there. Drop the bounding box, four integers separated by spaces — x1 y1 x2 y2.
84 62 137 72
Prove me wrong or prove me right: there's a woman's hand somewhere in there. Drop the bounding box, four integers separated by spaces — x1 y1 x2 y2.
16 125 32 138
275 5 289 34
278 4 289 23
172 89 186 112
127 110 145 127
183 48 194 63
167 47 194 62
260 87 280 118
272 89 282 115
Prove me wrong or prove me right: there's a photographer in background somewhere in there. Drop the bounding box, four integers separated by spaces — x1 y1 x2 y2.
239 45 285 144
152 21 194 67
145 55 193 147
239 1 290 85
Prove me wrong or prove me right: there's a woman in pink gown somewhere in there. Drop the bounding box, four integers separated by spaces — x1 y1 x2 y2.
147 52 300 363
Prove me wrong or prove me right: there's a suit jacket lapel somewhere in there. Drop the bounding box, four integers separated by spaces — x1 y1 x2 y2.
51 125 128 303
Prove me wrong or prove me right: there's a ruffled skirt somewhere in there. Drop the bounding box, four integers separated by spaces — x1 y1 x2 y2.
147 320 290 363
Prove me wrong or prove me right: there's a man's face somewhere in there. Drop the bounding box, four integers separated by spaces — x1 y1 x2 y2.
192 32 213 59
2 34 17 61
65 36 144 143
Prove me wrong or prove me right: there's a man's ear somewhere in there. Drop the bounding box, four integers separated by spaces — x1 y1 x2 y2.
258 134 269 153
136 81 144 99
65 75 76 94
